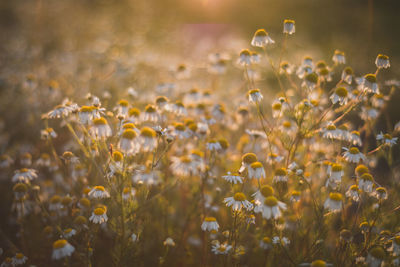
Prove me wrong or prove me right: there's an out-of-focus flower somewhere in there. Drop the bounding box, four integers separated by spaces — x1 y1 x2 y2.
201 217 219 232
251 29 275 47
375 54 390 69
324 192 343 212
283 19 295 35
52 239 75 260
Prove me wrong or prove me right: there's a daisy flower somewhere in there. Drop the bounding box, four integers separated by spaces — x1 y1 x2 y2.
324 192 343 213
89 206 108 224
128 107 141 123
373 187 387 200
238 153 257 174
119 129 140 155
52 239 75 260
222 172 243 184
12 253 27 266
375 54 390 69
139 127 157 152
47 105 72 119
211 242 232 255
41 127 58 140
201 217 219 232
78 106 94 124
345 185 360 202
326 163 344 187
88 186 110 199
332 50 346 64
248 162 266 180
163 237 175 247
341 67 353 84
90 117 112 139
273 168 288 183
13 183 28 200
342 147 366 163
260 237 272 250
349 131 362 146
330 87 348 105
224 192 253 211
358 173 374 193
247 89 263 104
302 73 318 91
251 29 275 47
254 196 287 220
166 101 187 116
376 132 397 147
361 74 379 94
238 49 251 66
207 139 222 151
122 187 136 200
63 228 77 238
12 168 38 183
142 105 160 123
253 185 274 205
283 19 295 35
290 190 301 202
279 61 294 74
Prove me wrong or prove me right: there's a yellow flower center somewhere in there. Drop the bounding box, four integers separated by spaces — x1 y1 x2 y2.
311 260 327 267
233 192 246 201
94 207 106 215
360 173 374 181
349 147 360 154
364 74 377 83
254 29 267 37
264 196 278 207
260 185 274 197
93 117 107 125
329 192 343 201
275 168 287 176
94 186 105 192
129 108 140 116
140 127 156 138
204 217 216 222
331 164 343 172
53 239 68 249
242 153 257 164
250 161 263 169
122 129 137 139
335 87 348 97
112 151 124 162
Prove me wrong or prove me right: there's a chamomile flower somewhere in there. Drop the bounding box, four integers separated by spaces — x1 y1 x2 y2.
88 186 110 199
255 196 287 219
273 168 288 183
13 183 28 200
332 50 346 64
251 29 275 47
12 168 38 183
290 190 301 202
201 217 219 232
91 117 112 139
52 239 75 260
322 124 340 140
373 187 387 200
128 107 141 123
79 106 94 124
12 253 27 265
222 172 243 184
330 87 348 105
207 139 222 151
343 147 366 163
375 54 390 69
122 187 136 200
349 131 362 146
327 163 344 184
376 132 397 147
163 237 175 247
358 173 374 193
302 73 319 91
119 129 140 155
142 105 161 122
47 105 72 119
260 237 272 250
248 161 266 180
324 192 343 213
272 236 290 246
341 67 353 84
132 169 160 185
63 228 76 238
283 19 295 34
299 260 333 267
224 192 253 211
139 127 157 152
211 242 232 255
279 61 294 74
41 128 58 140
361 74 379 94
89 206 108 224
253 185 274 205
346 185 360 201
167 101 187 116
238 49 251 66
239 153 257 174
247 89 263 103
